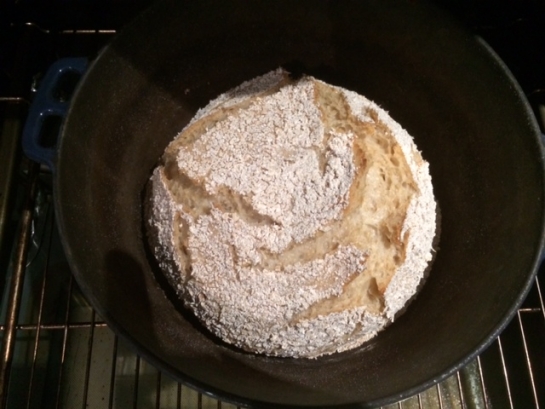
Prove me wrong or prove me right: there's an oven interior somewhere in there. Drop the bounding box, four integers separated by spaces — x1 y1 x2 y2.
1 1 544 408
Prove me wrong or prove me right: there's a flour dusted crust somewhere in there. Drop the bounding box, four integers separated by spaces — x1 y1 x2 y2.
146 69 437 358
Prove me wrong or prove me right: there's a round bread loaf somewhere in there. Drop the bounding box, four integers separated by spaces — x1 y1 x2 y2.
145 69 437 358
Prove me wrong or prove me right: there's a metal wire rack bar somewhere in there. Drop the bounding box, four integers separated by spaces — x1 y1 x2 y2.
0 161 39 409
538 273 545 320
108 335 119 409
0 323 108 331
55 272 72 409
25 213 53 409
517 311 540 408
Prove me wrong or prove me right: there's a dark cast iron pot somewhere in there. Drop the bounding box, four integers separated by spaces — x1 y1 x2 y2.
22 0 545 407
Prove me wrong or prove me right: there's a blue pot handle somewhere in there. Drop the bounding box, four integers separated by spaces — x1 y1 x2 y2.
22 58 88 172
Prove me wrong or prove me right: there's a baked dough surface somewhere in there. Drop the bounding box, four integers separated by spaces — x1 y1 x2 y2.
146 69 436 358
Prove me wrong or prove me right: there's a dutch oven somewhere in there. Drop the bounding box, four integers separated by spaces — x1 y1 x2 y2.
22 0 545 407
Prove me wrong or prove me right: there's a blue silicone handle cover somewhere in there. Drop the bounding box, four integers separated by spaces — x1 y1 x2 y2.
22 58 88 172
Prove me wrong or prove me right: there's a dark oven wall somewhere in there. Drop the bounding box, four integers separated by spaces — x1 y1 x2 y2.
433 0 545 126
2 0 545 94
2 0 545 109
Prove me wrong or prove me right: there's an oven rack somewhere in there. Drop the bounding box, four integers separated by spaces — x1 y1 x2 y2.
1 23 544 409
